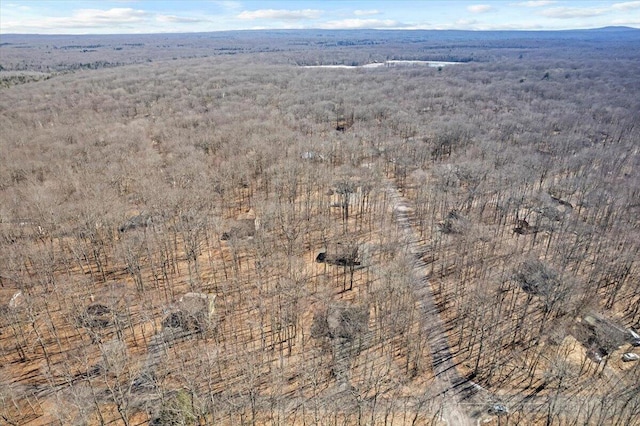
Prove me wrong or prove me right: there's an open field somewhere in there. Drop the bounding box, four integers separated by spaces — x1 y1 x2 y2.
1 28 639 425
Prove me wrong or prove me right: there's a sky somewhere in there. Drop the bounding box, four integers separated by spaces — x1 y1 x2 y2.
1 1 639 34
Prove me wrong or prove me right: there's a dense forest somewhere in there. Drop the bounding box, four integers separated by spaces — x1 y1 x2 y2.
1 28 639 425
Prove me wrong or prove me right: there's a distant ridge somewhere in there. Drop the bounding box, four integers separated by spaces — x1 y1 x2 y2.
588 26 639 31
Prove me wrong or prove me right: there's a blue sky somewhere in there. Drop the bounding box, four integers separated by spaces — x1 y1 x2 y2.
1 1 639 34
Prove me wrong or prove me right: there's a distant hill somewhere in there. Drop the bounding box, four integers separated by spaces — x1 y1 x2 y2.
588 26 639 31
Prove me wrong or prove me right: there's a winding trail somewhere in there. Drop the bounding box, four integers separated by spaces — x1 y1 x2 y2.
385 181 475 426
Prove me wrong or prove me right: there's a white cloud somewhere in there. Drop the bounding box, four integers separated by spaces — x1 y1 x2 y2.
425 20 548 30
611 1 640 10
321 18 400 29
157 15 206 24
73 8 148 24
541 7 608 19
467 4 492 13
455 19 479 26
0 7 219 33
513 1 556 7
611 17 640 25
354 9 380 16
5 7 149 32
237 9 322 21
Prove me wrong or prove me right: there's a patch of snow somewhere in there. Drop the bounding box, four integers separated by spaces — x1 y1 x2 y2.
302 64 360 69
387 60 463 67
8 291 23 309
302 60 466 70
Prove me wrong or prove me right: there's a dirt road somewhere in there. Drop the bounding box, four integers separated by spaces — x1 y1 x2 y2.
386 182 475 426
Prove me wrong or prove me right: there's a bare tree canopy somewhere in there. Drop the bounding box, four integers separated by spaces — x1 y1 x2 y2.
1 27 640 425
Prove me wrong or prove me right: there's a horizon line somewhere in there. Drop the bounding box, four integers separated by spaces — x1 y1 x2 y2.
2 25 639 37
